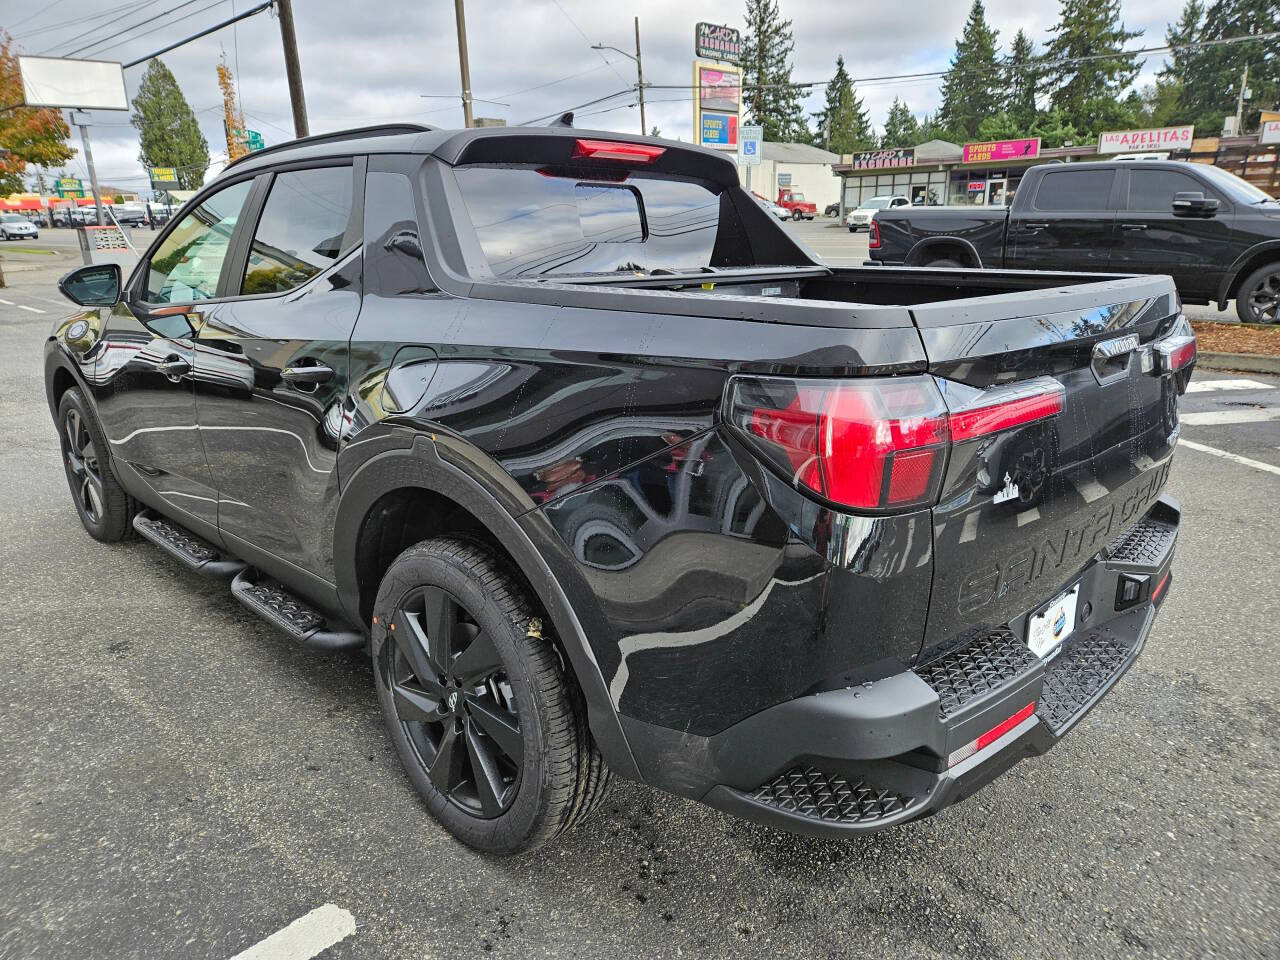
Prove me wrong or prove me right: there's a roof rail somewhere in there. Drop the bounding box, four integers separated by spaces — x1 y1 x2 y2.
225 123 436 168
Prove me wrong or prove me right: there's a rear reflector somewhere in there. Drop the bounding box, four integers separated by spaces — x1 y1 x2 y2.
1155 333 1196 373
948 379 1065 443
868 220 881 249
572 139 665 163
1152 571 1170 603
947 701 1037 767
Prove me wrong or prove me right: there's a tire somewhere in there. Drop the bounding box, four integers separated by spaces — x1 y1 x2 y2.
791 210 802 221
56 387 138 542
1235 262 1280 324
848 226 857 233
929 257 963 268
372 536 611 853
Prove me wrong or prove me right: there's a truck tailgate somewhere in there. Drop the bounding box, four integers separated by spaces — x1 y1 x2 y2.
912 276 1185 661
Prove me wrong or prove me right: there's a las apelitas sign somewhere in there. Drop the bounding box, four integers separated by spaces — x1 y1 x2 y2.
1097 125 1194 153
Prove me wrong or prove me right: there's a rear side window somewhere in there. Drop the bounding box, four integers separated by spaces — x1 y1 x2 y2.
1033 170 1115 212
1127 169 1221 210
241 166 353 295
144 180 251 303
453 166 749 278
363 171 434 296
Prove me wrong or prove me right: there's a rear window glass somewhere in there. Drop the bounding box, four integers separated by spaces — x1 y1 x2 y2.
1033 170 1114 212
453 165 749 278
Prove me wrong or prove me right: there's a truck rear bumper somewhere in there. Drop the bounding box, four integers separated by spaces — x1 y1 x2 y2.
625 495 1178 839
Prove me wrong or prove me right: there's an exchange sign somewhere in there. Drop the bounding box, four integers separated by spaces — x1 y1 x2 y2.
695 22 741 63
848 148 914 170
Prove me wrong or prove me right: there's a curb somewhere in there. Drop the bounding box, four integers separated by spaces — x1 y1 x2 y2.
1197 351 1280 375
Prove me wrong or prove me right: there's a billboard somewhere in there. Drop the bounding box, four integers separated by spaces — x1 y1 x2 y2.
848 148 914 170
693 61 741 151
1098 125 1194 153
963 138 1040 163
695 22 741 63
17 56 128 110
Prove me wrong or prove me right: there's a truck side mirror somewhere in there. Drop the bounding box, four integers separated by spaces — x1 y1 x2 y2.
57 263 122 307
1172 191 1220 218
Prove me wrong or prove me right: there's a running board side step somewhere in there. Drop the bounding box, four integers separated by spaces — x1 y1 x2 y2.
231 568 364 652
133 511 246 578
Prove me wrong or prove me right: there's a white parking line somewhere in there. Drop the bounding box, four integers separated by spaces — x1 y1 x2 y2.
1186 378 1274 393
1180 409 1280 426
0 298 12 305
228 904 355 960
17 304 45 314
1180 439 1280 478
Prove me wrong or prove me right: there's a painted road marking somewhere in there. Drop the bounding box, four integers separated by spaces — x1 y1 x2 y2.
1180 409 1280 426
1186 378 1274 393
0 298 11 305
1180 439 1280 478
228 904 355 960
17 304 45 314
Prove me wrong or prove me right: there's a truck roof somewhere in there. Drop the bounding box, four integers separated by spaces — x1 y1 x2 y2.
224 123 740 189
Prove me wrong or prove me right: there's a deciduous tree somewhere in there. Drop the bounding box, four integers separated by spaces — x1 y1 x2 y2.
0 31 74 196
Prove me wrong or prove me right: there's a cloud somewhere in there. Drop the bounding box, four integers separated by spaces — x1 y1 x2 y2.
13 0 1184 192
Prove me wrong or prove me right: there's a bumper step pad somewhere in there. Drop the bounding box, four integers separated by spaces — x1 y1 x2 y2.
750 766 917 825
230 568 363 652
1038 626 1137 735
1105 515 1177 569
913 629 1039 720
132 512 245 577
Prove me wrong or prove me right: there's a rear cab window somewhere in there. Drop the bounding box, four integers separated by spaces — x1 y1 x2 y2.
452 165 753 279
1032 169 1116 212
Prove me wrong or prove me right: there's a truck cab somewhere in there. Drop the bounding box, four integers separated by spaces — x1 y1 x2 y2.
776 187 816 221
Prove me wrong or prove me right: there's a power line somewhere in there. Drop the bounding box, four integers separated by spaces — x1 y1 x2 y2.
34 0 164 51
547 0 631 89
63 0 223 59
517 88 635 126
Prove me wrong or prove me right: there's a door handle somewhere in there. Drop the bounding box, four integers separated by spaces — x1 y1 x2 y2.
1021 221 1049 230
281 363 335 386
1120 223 1148 231
156 356 191 380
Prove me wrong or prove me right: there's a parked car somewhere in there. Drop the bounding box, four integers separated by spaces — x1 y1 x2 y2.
752 192 791 221
824 202 840 218
846 194 910 232
0 212 38 240
775 187 816 220
46 123 1192 853
109 204 147 225
869 160 1280 323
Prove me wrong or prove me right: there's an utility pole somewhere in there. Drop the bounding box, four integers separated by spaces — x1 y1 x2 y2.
275 0 309 138
73 112 104 227
1234 63 1249 135
634 17 646 136
453 0 474 128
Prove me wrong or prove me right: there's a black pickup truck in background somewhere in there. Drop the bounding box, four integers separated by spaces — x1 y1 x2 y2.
869 160 1280 323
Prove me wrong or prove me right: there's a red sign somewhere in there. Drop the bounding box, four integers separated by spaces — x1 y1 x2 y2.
963 138 1040 164
966 181 986 192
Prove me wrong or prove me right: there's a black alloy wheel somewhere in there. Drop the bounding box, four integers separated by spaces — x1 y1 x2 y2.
1237 263 1280 324
385 584 522 818
62 407 105 525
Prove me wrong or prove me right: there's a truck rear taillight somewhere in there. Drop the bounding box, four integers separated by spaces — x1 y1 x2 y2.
727 375 1066 513
729 375 949 511
572 139 665 163
1155 333 1196 373
868 220 881 249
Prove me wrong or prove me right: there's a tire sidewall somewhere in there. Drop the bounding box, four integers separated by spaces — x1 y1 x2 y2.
371 542 555 853
1237 263 1280 324
57 388 127 541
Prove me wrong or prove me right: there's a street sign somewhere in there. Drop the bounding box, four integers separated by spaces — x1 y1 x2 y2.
738 125 762 166
777 173 792 187
149 167 179 190
695 22 741 63
230 128 266 152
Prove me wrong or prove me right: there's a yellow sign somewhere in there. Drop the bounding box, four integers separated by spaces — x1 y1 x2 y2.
150 167 179 184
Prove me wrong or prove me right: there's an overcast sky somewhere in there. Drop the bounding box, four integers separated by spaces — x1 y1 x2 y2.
3 0 1184 194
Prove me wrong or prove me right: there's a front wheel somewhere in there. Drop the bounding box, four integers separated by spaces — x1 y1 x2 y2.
1236 263 1280 323
848 226 857 233
372 536 611 853
57 387 138 541
791 210 802 221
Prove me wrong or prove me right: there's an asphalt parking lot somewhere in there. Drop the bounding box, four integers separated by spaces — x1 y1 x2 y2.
1 232 1277 959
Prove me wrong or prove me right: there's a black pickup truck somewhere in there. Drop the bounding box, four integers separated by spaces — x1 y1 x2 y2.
869 159 1280 323
47 124 1193 852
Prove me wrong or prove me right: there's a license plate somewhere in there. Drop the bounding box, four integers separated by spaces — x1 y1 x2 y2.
1027 584 1079 659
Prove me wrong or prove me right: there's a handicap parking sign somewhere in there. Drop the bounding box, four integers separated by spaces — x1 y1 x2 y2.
743 141 757 156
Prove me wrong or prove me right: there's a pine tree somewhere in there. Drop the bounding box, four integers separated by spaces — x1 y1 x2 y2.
0 32 74 196
741 0 809 142
937 0 1001 141
881 97 919 148
813 57 874 152
130 59 210 190
1005 29 1039 129
1043 0 1143 137
1174 0 1279 135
